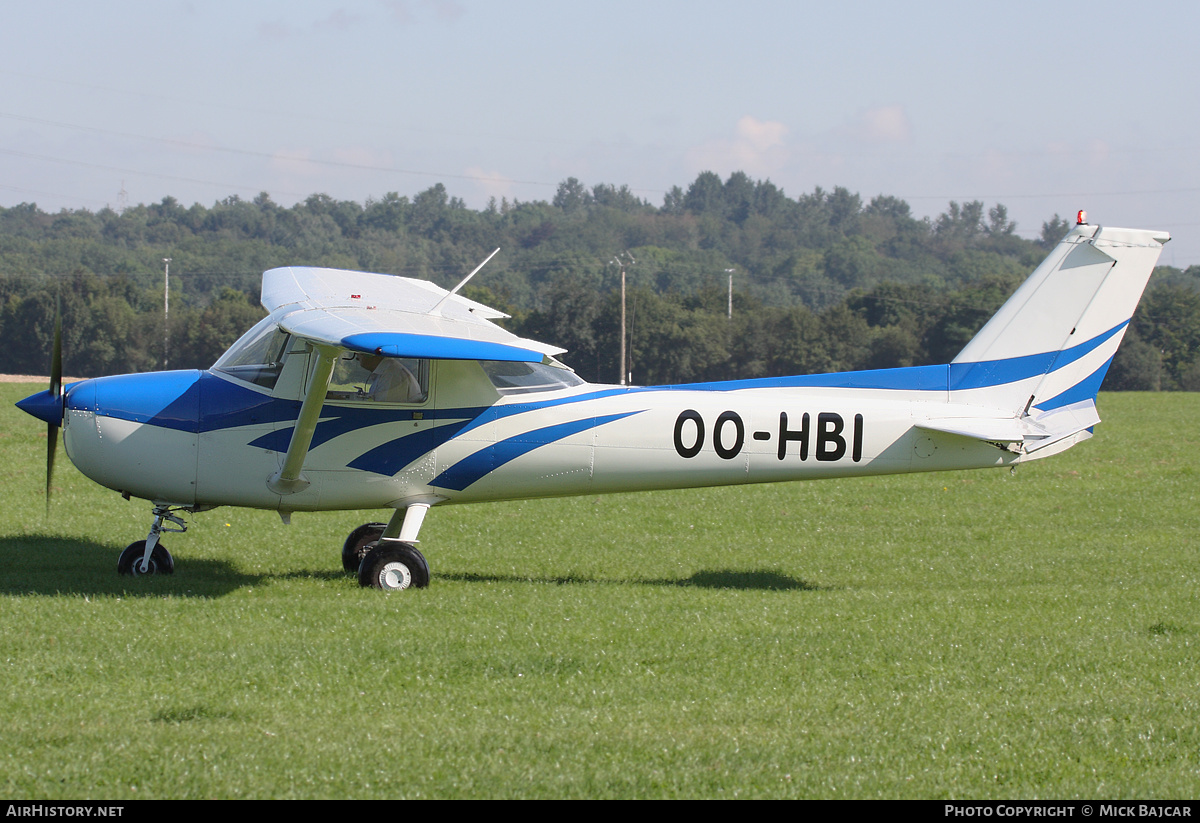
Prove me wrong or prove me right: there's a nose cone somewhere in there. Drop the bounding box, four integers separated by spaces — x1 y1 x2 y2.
16 388 64 426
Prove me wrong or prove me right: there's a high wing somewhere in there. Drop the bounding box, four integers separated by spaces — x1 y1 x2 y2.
262 265 564 495
262 265 564 363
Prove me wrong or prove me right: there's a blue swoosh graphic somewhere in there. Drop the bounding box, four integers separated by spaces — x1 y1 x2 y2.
348 419 475 476
430 411 643 491
1037 358 1114 411
947 322 1125 391
248 404 488 453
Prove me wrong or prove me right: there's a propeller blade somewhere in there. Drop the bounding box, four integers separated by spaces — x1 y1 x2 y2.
50 298 62 398
46 422 57 516
45 297 62 514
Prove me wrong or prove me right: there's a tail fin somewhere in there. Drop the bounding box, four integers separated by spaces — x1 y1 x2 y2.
948 220 1169 413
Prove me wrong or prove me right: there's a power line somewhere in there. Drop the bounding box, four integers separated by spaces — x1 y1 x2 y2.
0 111 662 194
0 148 310 199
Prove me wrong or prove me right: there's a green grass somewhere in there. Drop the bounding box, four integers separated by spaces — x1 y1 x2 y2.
2 384 1198 798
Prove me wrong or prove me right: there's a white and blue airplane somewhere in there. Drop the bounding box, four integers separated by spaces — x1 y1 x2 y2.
16 216 1170 591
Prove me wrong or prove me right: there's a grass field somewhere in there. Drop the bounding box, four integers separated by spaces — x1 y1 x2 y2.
1 383 1197 799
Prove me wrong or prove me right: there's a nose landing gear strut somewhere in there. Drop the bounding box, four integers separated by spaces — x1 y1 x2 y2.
117 503 187 576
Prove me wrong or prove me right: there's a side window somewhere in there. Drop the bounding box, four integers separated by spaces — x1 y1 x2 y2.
480 359 585 395
326 352 429 404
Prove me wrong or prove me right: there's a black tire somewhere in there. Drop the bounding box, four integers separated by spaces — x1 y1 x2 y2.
357 542 430 591
342 522 386 573
117 540 174 576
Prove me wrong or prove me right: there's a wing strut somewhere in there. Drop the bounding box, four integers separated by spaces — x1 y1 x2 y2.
268 344 338 495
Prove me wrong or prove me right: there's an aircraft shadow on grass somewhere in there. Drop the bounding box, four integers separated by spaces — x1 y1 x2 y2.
1 535 822 595
442 568 824 591
0 535 258 598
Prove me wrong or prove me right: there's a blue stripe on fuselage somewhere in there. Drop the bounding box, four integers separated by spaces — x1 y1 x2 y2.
68 371 299 433
947 321 1125 391
1036 358 1115 411
247 404 488 453
429 411 643 491
347 419 475 476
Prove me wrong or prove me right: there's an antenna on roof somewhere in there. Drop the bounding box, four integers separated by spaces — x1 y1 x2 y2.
428 247 500 316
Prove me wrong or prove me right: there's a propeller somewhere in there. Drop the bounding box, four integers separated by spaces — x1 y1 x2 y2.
15 297 65 514
46 300 62 513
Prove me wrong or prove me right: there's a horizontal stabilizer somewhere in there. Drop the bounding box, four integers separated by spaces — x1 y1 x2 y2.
916 399 1100 454
1022 399 1101 453
915 415 1027 445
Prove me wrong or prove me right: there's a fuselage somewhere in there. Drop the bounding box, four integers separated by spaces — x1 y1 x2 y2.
58 357 1018 514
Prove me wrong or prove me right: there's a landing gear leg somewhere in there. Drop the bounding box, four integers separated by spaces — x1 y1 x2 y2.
118 504 185 576
358 503 432 591
391 502 429 543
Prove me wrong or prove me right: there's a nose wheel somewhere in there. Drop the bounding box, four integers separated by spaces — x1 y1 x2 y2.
118 503 186 576
117 540 174 575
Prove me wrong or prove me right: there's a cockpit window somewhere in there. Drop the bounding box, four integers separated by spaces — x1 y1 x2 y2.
326 352 429 404
481 359 585 395
212 318 290 390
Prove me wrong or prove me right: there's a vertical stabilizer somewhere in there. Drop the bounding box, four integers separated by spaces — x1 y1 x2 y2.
948 222 1169 412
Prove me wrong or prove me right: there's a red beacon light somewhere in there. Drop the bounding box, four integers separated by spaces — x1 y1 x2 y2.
1076 210 1088 225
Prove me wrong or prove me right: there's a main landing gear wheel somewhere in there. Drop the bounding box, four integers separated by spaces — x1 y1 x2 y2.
358 542 430 591
342 522 386 573
117 540 175 576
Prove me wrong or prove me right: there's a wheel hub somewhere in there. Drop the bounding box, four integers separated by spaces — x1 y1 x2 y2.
379 561 412 590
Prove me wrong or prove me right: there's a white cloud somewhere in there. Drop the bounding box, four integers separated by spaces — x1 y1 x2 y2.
315 9 363 31
685 115 791 178
269 147 319 178
378 0 465 25
734 115 788 154
845 105 911 143
463 166 515 203
332 146 394 168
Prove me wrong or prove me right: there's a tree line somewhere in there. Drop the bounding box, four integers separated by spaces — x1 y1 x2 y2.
1 172 1196 389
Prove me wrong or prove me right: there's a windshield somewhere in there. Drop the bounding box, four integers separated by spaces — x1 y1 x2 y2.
480 359 585 395
212 316 290 390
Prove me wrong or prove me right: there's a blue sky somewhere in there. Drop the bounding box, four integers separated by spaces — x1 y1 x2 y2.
3 0 1198 265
